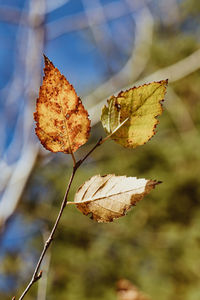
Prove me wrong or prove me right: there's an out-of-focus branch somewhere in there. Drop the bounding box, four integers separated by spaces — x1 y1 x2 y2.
0 6 28 25
0 5 30 168
0 8 30 206
166 87 199 138
81 1 153 94
81 0 124 83
158 0 181 26
46 0 150 40
0 0 46 229
120 3 154 85
86 5 153 109
46 0 69 13
138 48 200 84
0 144 38 230
88 48 200 126
0 1 69 25
0 1 150 39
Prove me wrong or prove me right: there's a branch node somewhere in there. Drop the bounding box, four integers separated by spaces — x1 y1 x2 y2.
46 237 52 246
36 270 43 280
74 159 82 170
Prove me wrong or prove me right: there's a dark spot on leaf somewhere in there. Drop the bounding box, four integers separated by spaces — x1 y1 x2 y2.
115 103 121 112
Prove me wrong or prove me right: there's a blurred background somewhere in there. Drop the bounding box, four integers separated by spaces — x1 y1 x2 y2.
0 0 200 299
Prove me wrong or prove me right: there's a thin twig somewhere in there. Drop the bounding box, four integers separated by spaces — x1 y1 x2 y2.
71 152 76 167
16 137 105 300
17 169 76 300
37 229 52 300
74 118 129 169
77 137 103 167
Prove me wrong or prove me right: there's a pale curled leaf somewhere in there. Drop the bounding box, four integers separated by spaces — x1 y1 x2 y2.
34 55 91 153
74 174 160 223
101 80 168 148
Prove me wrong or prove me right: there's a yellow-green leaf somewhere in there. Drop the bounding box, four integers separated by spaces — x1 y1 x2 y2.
101 80 168 148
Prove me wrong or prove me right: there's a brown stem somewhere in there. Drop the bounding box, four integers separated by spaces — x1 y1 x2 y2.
17 168 76 300
16 137 103 300
70 152 76 167
78 137 103 166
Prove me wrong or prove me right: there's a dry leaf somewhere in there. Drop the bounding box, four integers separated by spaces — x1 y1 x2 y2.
101 80 168 148
117 279 151 300
34 56 91 153
74 174 160 223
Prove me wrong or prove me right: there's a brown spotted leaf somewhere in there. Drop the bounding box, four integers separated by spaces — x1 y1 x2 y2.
34 56 91 153
74 174 160 223
101 80 168 148
117 279 151 300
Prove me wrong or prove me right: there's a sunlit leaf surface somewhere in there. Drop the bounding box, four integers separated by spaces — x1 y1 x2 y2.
101 80 168 148
34 56 91 154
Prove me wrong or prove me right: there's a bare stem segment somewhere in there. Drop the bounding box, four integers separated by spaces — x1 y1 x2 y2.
18 169 76 300
16 137 102 300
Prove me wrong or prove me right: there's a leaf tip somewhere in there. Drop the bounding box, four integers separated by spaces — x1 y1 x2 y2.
159 78 168 86
157 180 163 185
148 179 162 187
43 54 55 72
43 54 50 64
